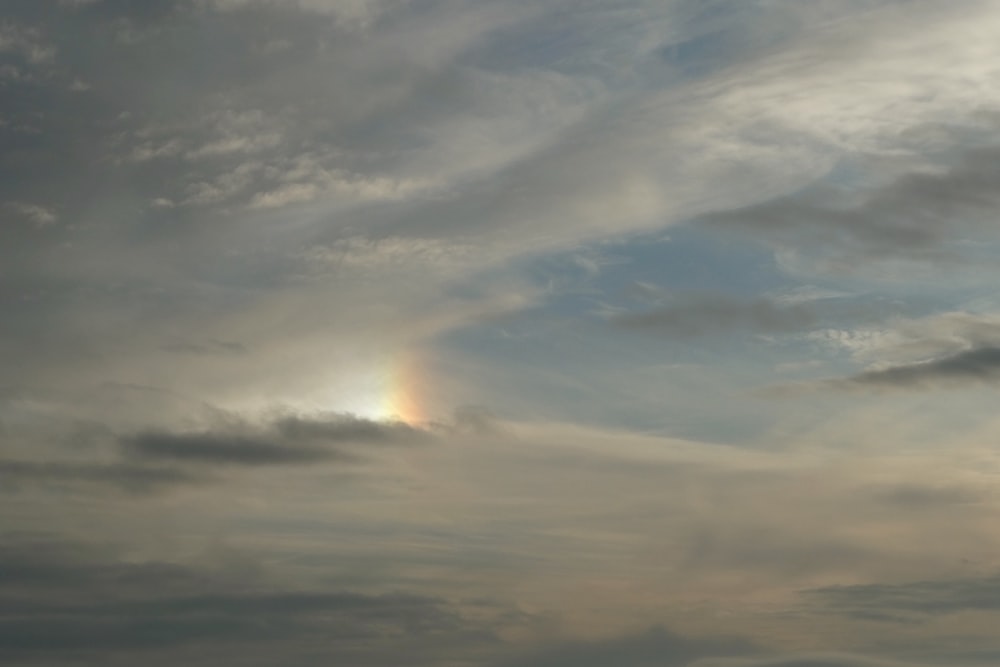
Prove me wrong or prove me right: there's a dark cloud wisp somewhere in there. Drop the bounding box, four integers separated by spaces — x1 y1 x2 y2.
120 413 427 466
121 431 337 465
808 573 1000 619
840 346 1000 390
701 146 1000 269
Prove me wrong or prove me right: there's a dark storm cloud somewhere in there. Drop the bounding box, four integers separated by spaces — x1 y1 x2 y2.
840 346 1000 390
121 413 427 466
613 293 818 337
808 573 1000 619
0 459 202 494
0 533 498 665
702 146 1000 267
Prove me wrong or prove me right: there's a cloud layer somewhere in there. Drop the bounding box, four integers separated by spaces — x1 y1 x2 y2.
5 0 1000 665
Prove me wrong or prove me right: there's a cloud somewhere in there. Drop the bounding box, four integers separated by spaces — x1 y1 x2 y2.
703 657 938 667
3 0 1000 421
121 431 338 465
870 483 982 509
271 413 424 442
816 312 1000 365
491 628 944 667
807 573 1000 619
5 3 1000 665
0 459 203 494
0 22 56 64
492 626 756 667
160 339 247 355
612 293 819 337
121 412 426 466
773 313 1000 393
0 527 980 666
4 202 57 227
0 534 220 593
701 145 1000 273
0 591 467 652
837 346 1000 390
0 534 502 665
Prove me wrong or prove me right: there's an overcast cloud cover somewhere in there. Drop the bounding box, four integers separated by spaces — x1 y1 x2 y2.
5 0 1000 664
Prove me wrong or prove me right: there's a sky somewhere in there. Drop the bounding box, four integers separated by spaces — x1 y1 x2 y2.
4 0 1000 665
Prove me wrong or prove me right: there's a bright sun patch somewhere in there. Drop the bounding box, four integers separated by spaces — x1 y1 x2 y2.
321 350 425 425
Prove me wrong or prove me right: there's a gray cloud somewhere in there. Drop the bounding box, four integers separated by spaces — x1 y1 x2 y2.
776 312 1000 394
870 483 982 509
701 145 1000 270
613 294 819 337
490 629 947 667
807 573 1000 620
4 2 1000 665
0 534 220 593
0 592 467 652
712 657 937 667
840 346 1000 390
0 533 500 665
0 527 978 667
492 626 756 667
121 413 426 466
0 459 203 494
121 431 337 465
160 339 247 356
0 0 568 408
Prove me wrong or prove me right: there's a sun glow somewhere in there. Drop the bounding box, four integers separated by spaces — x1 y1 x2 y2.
384 350 424 424
325 348 426 425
